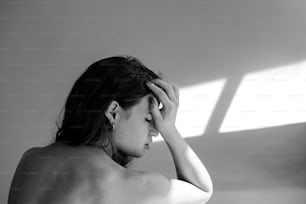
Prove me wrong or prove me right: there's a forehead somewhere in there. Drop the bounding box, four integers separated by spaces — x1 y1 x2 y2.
133 94 156 112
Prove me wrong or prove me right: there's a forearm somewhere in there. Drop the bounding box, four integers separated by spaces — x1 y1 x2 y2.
163 128 213 194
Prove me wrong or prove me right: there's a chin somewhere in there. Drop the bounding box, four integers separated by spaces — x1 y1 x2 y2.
132 151 144 158
133 154 143 158
121 149 143 158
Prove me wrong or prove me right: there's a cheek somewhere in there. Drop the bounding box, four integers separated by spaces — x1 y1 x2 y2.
134 124 148 141
116 120 147 144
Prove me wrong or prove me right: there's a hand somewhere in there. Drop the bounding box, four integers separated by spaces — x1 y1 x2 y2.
146 79 180 139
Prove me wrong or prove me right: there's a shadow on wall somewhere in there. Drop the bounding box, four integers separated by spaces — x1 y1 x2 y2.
153 60 306 142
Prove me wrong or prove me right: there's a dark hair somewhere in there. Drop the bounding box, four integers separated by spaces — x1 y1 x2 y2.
54 55 161 167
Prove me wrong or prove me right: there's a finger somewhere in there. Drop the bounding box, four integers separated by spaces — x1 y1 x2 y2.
149 97 163 122
146 81 172 109
169 82 180 104
152 79 177 102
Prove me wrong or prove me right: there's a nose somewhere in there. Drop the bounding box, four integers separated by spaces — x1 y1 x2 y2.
149 128 159 137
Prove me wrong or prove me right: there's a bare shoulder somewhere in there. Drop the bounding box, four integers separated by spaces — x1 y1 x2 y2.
8 144 99 204
8 146 60 204
23 146 42 157
16 146 60 173
8 145 211 204
124 170 212 204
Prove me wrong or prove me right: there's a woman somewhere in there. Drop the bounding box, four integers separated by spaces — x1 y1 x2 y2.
8 56 213 204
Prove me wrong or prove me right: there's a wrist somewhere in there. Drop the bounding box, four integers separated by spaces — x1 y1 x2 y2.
161 127 182 142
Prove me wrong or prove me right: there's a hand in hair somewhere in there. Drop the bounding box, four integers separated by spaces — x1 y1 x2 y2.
146 79 180 141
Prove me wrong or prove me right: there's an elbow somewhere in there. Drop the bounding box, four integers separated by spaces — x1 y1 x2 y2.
197 189 213 204
195 176 213 203
208 179 214 195
202 182 213 203
201 189 213 204
205 175 214 199
208 180 214 199
207 187 213 201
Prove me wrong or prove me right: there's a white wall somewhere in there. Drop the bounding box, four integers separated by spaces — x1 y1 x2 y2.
1 0 306 203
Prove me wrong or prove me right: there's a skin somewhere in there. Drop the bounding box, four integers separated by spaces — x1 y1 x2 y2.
8 79 213 204
106 94 159 158
8 95 158 204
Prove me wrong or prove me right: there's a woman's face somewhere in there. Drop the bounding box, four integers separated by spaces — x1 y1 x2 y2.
112 94 159 157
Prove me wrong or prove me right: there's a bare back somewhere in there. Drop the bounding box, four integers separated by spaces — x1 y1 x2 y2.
8 143 167 204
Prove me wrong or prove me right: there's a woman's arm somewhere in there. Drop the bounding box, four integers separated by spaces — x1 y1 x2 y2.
163 127 213 194
146 79 213 203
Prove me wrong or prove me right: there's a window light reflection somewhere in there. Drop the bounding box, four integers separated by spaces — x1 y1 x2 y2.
220 61 306 133
153 79 226 142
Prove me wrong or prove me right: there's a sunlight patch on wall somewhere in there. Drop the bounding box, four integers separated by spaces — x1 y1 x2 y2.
220 61 306 133
154 78 226 142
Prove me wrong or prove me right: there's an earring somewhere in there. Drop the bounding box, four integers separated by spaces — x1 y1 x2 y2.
111 123 116 131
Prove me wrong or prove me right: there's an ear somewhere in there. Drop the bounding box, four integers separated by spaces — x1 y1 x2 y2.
105 100 120 123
